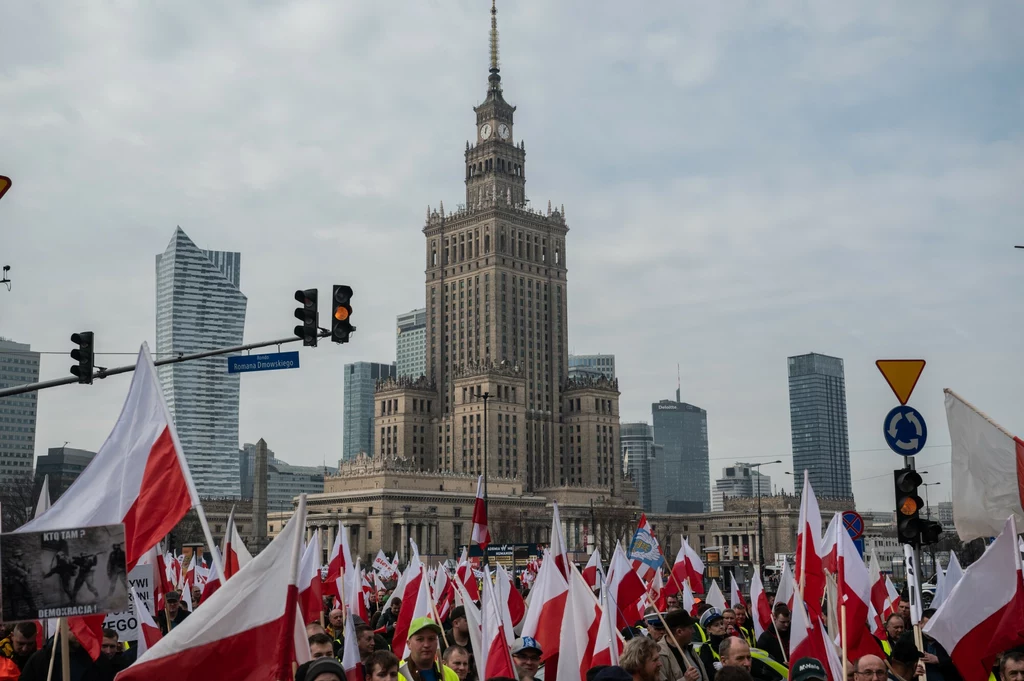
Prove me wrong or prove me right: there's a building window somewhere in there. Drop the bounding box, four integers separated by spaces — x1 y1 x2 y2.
367 531 373 539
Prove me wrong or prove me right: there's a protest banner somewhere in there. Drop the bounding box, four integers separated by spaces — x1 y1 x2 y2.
102 564 155 642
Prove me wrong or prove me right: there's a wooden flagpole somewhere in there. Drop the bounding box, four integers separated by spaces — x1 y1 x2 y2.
44 621 60 681
642 590 693 672
841 603 849 681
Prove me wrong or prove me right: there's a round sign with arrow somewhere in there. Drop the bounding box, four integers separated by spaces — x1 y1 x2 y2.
883 405 928 456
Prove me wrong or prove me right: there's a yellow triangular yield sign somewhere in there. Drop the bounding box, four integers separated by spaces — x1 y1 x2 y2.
0 176 11 201
876 359 926 405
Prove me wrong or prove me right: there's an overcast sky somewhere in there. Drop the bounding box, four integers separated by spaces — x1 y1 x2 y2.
2 1 1022 512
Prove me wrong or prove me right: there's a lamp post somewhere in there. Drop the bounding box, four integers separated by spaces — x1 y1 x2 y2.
750 460 782 578
481 390 490 567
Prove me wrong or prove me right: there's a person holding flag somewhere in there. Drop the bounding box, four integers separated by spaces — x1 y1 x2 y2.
398 618 460 681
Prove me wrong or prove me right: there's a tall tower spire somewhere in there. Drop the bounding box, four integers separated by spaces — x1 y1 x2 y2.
489 0 500 90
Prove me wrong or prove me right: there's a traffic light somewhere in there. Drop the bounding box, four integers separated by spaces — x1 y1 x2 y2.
293 289 319 347
70 332 94 384
331 285 355 344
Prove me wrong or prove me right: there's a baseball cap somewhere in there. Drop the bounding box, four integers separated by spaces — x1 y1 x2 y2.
510 636 542 656
592 667 632 681
891 632 924 664
699 608 723 629
450 605 467 622
165 591 180 603
407 617 443 639
789 657 828 681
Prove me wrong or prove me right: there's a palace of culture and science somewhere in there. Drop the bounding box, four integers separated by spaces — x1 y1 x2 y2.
280 4 805 569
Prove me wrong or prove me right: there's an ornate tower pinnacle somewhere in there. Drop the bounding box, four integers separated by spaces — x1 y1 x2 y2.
489 0 500 89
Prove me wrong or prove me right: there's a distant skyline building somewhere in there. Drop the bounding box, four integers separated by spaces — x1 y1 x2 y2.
568 354 616 381
0 339 40 485
239 441 277 498
343 362 397 461
620 422 665 513
396 309 427 378
787 352 853 499
156 227 247 498
652 392 710 513
239 441 328 510
711 462 772 512
35 446 96 502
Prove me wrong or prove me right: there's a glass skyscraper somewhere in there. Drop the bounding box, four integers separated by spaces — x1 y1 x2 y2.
343 362 397 460
156 227 247 498
652 398 711 512
396 309 427 379
0 339 40 485
788 352 853 499
620 422 665 513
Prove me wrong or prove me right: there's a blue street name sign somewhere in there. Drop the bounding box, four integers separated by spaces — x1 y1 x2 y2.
883 405 927 456
227 351 300 374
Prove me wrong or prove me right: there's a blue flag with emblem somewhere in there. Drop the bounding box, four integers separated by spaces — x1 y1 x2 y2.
627 513 663 580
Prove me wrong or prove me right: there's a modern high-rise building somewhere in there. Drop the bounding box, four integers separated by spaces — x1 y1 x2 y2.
396 309 427 379
620 422 665 513
0 339 40 484
787 352 852 499
372 2 623 495
239 441 277 498
568 354 616 381
711 462 772 512
652 394 710 512
156 227 247 498
237 442 327 510
35 446 96 502
343 362 397 461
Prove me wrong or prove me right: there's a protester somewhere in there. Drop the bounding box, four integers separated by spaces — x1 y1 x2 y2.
20 631 103 681
310 632 336 660
666 595 681 612
853 655 887 681
719 638 751 672
100 629 119 660
621 636 663 681
443 645 472 681
398 617 459 681
588 666 612 681
593 667 635 681
917 608 960 681
1000 652 1024 681
511 637 543 681
881 615 904 658
304 657 346 681
698 608 727 673
789 657 828 681
368 650 402 681
308 623 328 638
0 621 37 671
328 609 345 638
733 608 755 647
357 624 378 662
755 604 790 664
722 609 738 637
378 598 402 644
157 590 190 634
896 601 911 630
888 633 925 681
644 610 667 643
716 669 754 681
657 609 711 681
442 606 475 659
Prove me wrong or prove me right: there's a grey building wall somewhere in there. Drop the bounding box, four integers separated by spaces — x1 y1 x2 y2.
568 354 615 381
343 362 397 461
35 446 96 501
711 462 771 511
652 399 710 513
0 339 40 484
396 309 427 379
788 352 852 499
156 227 247 498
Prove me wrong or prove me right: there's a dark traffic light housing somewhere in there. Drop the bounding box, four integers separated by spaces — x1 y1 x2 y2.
293 289 319 347
331 285 355 344
894 467 943 547
70 332 94 384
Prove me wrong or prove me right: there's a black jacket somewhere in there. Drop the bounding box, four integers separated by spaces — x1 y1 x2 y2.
755 627 789 665
157 607 190 635
19 643 124 681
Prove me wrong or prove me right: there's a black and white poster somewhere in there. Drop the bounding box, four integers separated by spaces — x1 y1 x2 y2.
1 524 128 621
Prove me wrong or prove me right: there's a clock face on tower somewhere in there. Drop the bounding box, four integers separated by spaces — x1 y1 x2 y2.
480 123 492 140
498 123 510 140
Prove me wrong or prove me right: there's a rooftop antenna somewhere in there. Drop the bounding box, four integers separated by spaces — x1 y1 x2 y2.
676 363 681 402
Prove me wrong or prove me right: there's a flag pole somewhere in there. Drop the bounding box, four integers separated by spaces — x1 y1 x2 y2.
59 618 70 681
642 590 693 673
840 603 848 681
44 621 60 681
427 565 451 649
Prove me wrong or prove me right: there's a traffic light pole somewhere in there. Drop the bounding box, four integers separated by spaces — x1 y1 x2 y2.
905 455 928 667
0 331 328 398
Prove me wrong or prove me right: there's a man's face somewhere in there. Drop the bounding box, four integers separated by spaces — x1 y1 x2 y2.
640 648 663 681
447 650 471 680
191 587 201 604
1002 657 1024 681
358 630 376 656
774 613 790 633
513 649 542 680
409 631 438 668
897 602 910 620
733 610 746 627
453 617 468 636
101 636 118 659
722 611 736 630
854 655 888 681
166 598 179 616
310 641 334 659
708 619 726 637
665 595 680 611
886 616 905 640
370 664 399 681
721 640 751 670
11 629 36 657
391 600 401 615
647 626 665 642
329 610 344 627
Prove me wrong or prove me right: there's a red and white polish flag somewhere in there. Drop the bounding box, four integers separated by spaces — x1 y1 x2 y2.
775 557 796 611
749 571 771 640
591 583 624 668
118 496 311 681
203 506 253 600
130 586 162 657
557 564 602 681
341 602 366 681
668 536 705 595
729 574 746 610
582 548 602 589
819 512 840 575
471 475 491 550
325 522 354 602
704 579 727 613
788 600 844 681
455 546 479 602
681 577 697 617
794 471 825 620
481 566 517 681
835 514 885 662
521 549 569 665
550 502 571 579
924 515 1024 681
298 528 323 624
17 343 202 659
944 389 1024 540
495 564 526 628
390 540 432 660
606 542 647 629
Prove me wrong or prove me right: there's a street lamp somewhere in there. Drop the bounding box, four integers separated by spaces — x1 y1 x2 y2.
749 460 782 578
479 390 490 566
